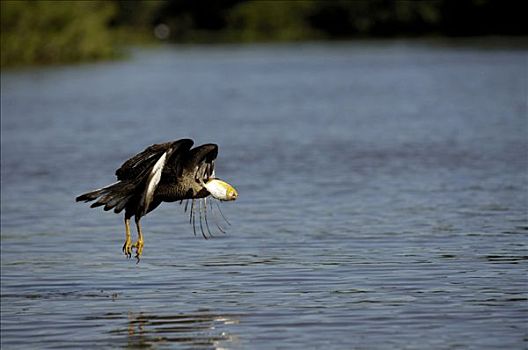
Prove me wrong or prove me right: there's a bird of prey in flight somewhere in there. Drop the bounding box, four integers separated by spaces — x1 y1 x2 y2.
76 139 238 262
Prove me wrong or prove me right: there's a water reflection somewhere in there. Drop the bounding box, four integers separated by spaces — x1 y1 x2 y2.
105 311 239 349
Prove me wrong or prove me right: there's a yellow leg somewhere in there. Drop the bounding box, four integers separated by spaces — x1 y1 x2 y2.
122 217 133 258
133 217 144 262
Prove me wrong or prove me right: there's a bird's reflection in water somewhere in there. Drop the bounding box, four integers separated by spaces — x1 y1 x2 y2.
110 311 239 349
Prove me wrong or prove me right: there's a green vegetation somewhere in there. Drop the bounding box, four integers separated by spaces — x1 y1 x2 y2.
1 0 526 67
1 1 118 67
225 1 319 42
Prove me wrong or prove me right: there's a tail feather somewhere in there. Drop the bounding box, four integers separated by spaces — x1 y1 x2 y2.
104 194 130 212
90 193 115 208
76 181 135 213
114 195 132 213
104 196 122 210
76 189 105 202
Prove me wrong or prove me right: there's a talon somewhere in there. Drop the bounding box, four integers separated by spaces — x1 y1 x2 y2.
122 237 133 258
133 239 144 262
123 217 133 258
133 217 144 263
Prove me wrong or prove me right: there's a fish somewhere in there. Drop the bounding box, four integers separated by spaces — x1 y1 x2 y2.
204 178 238 201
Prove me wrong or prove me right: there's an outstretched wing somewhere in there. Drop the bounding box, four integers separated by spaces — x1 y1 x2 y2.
159 143 218 184
116 139 194 217
115 139 194 181
182 143 218 183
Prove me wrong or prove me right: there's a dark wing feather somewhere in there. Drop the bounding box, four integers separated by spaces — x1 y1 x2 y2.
184 144 218 183
130 139 194 217
116 139 194 181
161 143 218 182
77 139 197 216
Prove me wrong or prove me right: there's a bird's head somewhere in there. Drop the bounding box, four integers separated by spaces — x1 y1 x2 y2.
203 178 238 201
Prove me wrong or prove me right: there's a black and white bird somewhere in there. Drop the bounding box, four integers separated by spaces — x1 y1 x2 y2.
76 139 238 262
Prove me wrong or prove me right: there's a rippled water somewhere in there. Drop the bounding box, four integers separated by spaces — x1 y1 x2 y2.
1 40 527 349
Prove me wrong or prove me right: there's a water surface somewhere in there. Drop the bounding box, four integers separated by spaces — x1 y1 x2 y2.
1 40 527 349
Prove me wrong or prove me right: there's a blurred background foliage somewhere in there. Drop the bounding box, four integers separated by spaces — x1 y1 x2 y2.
1 1 118 67
1 0 527 67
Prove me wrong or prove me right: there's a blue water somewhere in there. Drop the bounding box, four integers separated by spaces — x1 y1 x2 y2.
1 40 527 349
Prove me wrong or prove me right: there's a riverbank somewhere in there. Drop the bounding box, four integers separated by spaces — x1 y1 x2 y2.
2 0 526 68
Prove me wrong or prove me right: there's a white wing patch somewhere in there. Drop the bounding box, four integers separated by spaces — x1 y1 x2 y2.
140 150 168 216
